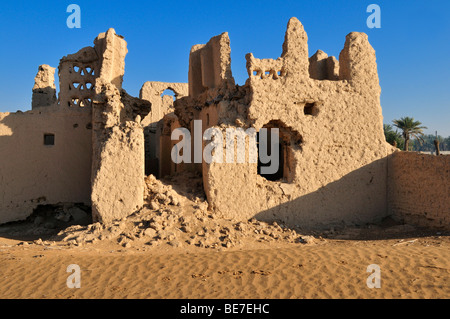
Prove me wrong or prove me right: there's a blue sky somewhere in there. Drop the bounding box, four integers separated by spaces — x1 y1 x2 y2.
0 0 449 136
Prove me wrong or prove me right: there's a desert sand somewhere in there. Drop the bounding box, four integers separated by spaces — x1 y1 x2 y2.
0 224 448 299
0 174 448 299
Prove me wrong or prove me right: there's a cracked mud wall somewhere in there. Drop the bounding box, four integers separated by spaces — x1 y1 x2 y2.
91 120 145 224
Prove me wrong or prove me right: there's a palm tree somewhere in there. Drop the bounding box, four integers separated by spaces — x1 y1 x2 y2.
392 117 427 151
383 124 403 149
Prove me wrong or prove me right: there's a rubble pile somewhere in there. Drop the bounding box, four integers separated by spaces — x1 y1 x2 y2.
56 173 314 249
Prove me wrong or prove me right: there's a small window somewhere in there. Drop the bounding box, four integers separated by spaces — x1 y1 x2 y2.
44 134 55 146
304 102 319 116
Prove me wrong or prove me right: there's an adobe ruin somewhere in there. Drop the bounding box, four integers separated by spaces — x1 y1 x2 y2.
0 18 448 230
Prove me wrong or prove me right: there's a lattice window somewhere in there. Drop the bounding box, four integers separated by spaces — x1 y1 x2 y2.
70 64 95 76
69 98 92 108
251 67 286 80
66 63 96 108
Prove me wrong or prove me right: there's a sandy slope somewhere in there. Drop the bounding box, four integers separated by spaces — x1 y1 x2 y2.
0 233 448 299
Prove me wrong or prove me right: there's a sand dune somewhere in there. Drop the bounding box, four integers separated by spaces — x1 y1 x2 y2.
0 234 448 299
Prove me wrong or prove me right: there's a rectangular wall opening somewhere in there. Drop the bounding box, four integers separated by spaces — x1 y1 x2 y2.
44 133 55 146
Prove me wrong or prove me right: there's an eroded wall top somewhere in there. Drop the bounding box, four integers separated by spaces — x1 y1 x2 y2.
32 64 57 109
58 28 127 111
140 81 188 126
188 32 235 98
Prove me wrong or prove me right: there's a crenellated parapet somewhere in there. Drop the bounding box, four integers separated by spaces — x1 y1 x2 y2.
244 18 379 94
308 50 339 81
245 54 285 80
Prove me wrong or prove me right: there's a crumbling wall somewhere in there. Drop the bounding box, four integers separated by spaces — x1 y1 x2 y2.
179 17 396 228
155 32 241 178
91 120 145 224
188 32 235 98
388 152 450 230
159 113 184 177
308 50 339 81
90 28 151 224
140 81 188 126
140 82 188 177
1 27 151 226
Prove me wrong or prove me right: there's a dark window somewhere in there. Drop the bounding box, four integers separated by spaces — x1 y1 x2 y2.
304 102 319 116
44 134 55 146
257 120 303 183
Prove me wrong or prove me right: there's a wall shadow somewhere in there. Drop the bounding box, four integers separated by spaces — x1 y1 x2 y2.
0 203 92 242
253 155 449 241
0 108 93 226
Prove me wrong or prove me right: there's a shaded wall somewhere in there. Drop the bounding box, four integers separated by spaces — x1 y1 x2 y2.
0 108 92 223
388 152 450 230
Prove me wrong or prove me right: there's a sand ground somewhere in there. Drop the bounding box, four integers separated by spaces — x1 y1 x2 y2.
0 226 448 299
0 174 448 299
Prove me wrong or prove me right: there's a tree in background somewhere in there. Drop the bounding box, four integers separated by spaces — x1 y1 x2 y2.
384 122 449 153
383 124 403 149
410 134 448 152
392 117 427 151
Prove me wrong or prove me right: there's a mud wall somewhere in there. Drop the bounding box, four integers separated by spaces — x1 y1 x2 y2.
198 18 396 228
0 108 92 224
388 152 450 230
91 28 151 224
